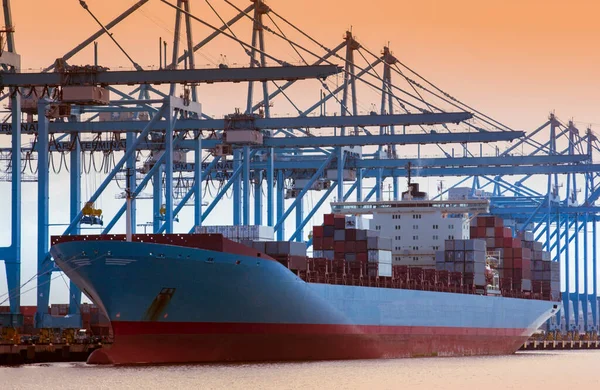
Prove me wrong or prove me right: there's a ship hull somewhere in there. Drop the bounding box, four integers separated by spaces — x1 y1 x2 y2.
49 239 559 365
89 322 530 364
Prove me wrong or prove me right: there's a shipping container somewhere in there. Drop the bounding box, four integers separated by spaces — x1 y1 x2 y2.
323 226 335 237
313 226 324 237
465 251 486 263
323 214 335 226
464 239 486 252
356 229 367 241
345 229 357 241
368 250 392 263
435 251 445 263
345 215 370 230
322 237 334 249
464 262 486 274
345 253 357 262
367 236 392 251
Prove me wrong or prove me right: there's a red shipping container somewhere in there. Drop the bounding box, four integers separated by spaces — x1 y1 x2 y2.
357 252 368 262
313 226 324 238
494 227 504 238
334 216 346 229
476 216 488 227
504 258 514 269
345 229 357 241
470 226 478 238
512 238 522 248
324 214 335 226
503 237 513 248
323 237 334 250
345 241 356 252
503 227 512 238
513 248 522 258
477 227 487 238
495 238 505 248
513 258 523 269
335 241 345 253
487 216 504 227
356 240 367 252
313 237 323 250
504 248 513 258
522 248 532 259
512 269 523 280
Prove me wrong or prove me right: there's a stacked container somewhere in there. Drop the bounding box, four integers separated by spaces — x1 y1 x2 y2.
314 214 392 277
242 240 308 271
470 216 554 294
436 239 486 287
531 251 560 300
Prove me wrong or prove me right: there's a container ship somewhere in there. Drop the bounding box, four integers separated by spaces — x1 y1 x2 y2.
49 186 560 365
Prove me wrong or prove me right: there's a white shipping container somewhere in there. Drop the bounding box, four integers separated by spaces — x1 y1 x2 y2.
345 215 370 230
368 250 392 264
378 263 392 277
258 226 274 241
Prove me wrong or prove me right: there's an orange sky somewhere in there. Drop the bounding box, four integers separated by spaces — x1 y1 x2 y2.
9 0 600 131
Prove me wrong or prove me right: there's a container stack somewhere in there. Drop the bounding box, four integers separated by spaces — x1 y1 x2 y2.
242 240 308 271
314 214 392 278
435 239 486 288
470 216 556 294
531 251 560 300
194 225 274 242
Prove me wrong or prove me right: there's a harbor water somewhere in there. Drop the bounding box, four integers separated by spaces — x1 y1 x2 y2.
1 350 599 389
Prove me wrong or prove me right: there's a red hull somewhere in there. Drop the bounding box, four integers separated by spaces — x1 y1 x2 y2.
89 322 530 364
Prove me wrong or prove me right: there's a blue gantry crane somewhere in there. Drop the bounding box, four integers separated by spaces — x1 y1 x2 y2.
0 0 598 339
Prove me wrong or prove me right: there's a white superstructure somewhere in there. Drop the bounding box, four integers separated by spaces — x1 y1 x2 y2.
331 184 489 268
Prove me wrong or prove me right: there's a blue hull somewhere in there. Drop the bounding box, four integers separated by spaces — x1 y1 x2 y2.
50 239 559 364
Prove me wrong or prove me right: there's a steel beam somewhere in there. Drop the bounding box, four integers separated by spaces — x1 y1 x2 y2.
0 65 341 87
36 102 51 325
9 112 478 135
68 125 82 316
4 86 21 313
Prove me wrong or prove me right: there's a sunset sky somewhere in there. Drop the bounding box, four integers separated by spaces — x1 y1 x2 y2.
1 0 599 304
10 0 600 130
